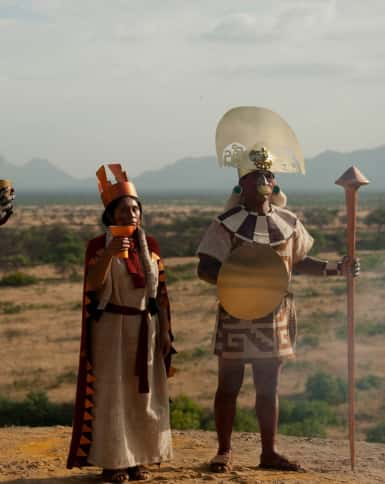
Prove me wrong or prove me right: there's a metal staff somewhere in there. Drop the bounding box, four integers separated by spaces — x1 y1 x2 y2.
335 166 369 470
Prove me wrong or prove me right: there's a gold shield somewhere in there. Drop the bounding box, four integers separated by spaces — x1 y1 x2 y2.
217 243 289 320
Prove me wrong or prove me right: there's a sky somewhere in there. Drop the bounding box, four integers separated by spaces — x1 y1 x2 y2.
0 0 384 179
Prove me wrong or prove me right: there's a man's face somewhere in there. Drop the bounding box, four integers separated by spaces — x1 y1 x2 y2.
239 171 276 208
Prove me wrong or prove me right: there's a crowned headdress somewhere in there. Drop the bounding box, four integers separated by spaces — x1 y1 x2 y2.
96 163 138 207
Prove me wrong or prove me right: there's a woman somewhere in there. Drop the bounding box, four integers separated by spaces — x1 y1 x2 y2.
67 164 174 482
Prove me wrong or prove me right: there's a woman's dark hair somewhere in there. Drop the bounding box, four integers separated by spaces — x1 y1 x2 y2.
101 195 143 227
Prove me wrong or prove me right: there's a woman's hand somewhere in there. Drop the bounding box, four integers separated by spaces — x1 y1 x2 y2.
106 236 130 256
159 331 172 357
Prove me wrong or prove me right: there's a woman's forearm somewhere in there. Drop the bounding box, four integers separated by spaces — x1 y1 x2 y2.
86 249 113 291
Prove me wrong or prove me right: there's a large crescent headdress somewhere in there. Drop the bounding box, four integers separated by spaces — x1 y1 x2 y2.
215 106 305 179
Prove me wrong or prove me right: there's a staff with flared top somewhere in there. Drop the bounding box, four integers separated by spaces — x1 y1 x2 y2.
197 106 360 473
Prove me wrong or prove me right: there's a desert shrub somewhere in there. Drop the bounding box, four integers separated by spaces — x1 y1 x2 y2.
336 320 385 339
170 395 203 430
166 263 196 285
0 391 73 427
358 232 385 250
308 229 345 255
298 334 320 348
0 272 38 286
304 208 338 227
356 375 382 391
359 322 385 336
298 287 320 298
305 371 347 405
0 301 25 314
191 346 210 359
54 370 78 387
359 253 384 271
366 421 385 444
233 408 259 432
279 398 337 437
364 208 385 232
279 419 326 438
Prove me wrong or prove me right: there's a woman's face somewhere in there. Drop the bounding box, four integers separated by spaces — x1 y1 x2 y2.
112 197 141 226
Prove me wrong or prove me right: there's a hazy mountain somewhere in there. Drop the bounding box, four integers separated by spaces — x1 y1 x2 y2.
0 156 94 191
134 146 384 193
0 145 384 193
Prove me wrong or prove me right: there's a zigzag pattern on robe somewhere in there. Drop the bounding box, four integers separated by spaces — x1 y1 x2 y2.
66 232 174 469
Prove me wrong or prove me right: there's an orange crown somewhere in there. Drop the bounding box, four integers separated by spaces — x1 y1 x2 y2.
96 164 138 207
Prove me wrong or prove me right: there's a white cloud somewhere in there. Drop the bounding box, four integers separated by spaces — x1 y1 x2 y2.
202 13 274 43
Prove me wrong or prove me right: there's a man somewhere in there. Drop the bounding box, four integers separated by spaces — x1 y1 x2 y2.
0 179 15 226
197 107 359 472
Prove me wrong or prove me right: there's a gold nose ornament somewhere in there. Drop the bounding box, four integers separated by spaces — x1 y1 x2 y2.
217 243 289 320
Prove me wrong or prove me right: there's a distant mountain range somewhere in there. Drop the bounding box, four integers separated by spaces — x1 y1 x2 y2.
1 145 384 194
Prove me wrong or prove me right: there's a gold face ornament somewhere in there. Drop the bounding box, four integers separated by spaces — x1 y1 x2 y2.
217 243 289 320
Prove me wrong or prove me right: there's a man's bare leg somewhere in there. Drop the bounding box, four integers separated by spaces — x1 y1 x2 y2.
210 357 244 472
252 360 303 471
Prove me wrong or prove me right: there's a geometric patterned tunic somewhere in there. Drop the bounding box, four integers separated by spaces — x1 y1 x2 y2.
197 205 313 361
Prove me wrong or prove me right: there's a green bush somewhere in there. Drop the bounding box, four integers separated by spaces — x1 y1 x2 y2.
356 375 382 391
280 419 326 438
304 208 338 227
298 334 320 348
359 254 384 271
0 272 38 286
166 263 196 285
233 408 259 432
0 391 73 427
366 421 385 444
305 371 347 405
170 395 203 430
0 301 25 314
336 320 385 339
364 208 385 231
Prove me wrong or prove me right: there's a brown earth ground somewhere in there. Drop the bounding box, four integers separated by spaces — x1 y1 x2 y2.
0 427 384 483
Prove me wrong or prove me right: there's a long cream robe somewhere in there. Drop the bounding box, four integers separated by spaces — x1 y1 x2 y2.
87 243 173 469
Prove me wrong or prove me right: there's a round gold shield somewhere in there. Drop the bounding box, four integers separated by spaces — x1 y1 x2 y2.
217 243 289 320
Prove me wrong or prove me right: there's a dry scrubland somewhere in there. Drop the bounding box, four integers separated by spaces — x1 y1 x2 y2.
1 203 385 446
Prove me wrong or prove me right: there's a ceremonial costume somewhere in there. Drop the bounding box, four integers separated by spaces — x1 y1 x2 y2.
0 179 15 226
197 107 313 361
198 205 313 360
67 165 174 471
198 107 362 473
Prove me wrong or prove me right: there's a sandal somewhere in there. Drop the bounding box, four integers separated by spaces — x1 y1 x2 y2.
127 466 150 481
259 453 305 472
209 450 233 473
102 468 128 482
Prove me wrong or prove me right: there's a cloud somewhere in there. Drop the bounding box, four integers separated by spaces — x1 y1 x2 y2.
215 60 365 81
201 13 274 43
0 0 51 23
201 1 337 43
